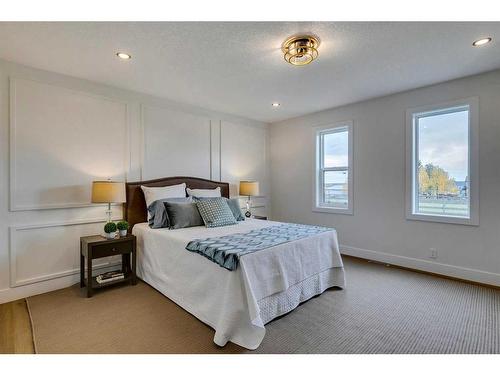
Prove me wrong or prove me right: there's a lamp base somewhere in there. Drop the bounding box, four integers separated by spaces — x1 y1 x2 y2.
106 202 112 222
245 196 252 218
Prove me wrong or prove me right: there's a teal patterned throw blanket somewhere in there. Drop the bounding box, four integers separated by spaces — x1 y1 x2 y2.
185 223 333 271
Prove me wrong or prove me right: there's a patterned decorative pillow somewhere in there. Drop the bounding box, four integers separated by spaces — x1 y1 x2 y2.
193 197 244 221
196 197 237 228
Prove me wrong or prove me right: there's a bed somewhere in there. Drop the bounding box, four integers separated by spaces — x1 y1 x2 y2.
125 176 345 350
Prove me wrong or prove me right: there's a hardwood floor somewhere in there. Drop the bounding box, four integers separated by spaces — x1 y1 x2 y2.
0 299 35 354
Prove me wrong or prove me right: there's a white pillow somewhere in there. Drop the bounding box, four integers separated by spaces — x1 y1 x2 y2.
186 187 221 198
141 183 186 209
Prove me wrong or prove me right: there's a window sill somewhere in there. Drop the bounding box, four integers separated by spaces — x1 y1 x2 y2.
406 213 478 226
313 206 353 215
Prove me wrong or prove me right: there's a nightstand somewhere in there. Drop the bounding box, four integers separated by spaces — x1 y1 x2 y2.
252 215 268 220
80 234 137 297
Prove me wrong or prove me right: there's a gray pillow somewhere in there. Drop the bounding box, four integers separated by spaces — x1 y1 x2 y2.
148 197 192 229
226 198 245 221
165 201 204 229
196 197 237 228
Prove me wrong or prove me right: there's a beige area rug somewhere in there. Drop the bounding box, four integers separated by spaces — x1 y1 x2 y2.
27 257 500 353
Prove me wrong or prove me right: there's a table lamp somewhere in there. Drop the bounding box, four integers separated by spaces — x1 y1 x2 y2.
239 181 259 218
91 181 126 222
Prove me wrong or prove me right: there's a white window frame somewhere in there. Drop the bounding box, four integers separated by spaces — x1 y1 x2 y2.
313 121 354 215
405 97 479 226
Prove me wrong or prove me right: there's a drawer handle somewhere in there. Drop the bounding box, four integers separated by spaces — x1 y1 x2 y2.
112 248 117 252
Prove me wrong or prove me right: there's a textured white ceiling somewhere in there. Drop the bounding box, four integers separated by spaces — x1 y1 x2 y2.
1 22 499 123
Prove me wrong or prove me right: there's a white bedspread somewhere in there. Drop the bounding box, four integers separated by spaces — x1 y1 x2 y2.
133 219 345 349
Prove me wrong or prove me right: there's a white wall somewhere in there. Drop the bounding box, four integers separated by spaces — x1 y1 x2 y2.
0 59 269 303
220 121 269 217
270 69 500 286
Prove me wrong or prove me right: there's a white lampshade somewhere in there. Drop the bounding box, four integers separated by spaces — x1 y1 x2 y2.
239 181 259 197
91 181 126 203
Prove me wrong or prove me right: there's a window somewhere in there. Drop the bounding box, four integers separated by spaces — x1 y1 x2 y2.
406 98 478 225
314 121 353 214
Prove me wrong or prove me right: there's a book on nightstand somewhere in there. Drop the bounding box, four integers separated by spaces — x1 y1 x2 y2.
96 271 125 284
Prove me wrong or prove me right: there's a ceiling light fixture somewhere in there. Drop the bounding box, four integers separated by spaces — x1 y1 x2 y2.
472 37 492 47
282 34 320 66
116 52 132 60
272 102 280 107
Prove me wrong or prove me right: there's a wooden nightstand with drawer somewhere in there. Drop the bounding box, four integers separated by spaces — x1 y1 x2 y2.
80 234 137 297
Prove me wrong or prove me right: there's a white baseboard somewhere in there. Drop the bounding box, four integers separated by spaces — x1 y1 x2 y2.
3 245 498 303
0 262 120 304
340 245 500 287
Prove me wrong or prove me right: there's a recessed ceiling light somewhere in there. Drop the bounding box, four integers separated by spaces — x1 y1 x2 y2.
472 38 492 47
272 103 280 107
116 52 132 60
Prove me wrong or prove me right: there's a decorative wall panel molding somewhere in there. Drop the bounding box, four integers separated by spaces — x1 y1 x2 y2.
9 77 130 211
210 120 221 181
9 217 120 287
140 104 212 180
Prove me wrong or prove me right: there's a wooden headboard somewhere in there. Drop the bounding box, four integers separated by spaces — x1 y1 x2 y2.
124 176 230 230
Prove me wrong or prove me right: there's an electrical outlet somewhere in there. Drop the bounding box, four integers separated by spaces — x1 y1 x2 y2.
429 248 438 259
